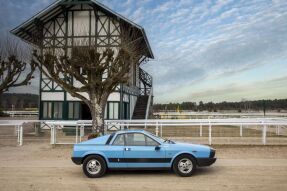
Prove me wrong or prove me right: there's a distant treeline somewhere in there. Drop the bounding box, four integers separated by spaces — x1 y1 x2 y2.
0 93 39 110
154 99 287 112
1 93 287 112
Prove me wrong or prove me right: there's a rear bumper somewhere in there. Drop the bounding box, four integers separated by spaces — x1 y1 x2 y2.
197 158 216 166
71 157 82 165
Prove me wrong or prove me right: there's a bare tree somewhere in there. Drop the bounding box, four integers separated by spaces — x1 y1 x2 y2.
33 24 147 134
0 38 36 95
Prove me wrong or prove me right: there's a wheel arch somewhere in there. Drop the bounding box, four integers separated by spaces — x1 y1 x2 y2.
171 152 197 167
81 152 108 167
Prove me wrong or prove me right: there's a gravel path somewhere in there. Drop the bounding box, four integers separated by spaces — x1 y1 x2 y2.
0 144 287 191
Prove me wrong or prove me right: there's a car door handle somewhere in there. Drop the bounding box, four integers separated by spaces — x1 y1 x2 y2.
124 148 131 151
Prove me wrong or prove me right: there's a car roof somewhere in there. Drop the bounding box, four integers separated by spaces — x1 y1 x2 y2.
115 130 147 134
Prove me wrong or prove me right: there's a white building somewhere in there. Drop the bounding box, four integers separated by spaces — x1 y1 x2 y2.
11 0 154 120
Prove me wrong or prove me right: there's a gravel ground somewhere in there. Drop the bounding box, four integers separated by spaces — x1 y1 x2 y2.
0 143 287 191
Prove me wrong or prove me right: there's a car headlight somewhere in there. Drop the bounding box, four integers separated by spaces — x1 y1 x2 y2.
209 149 216 158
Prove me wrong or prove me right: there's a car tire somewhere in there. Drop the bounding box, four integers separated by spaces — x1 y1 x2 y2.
82 155 107 178
173 154 196 177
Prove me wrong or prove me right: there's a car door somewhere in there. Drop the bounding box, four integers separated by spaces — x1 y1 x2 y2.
123 133 168 168
106 133 127 168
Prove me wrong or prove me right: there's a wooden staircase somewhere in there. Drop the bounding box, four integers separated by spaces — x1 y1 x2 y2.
132 95 149 119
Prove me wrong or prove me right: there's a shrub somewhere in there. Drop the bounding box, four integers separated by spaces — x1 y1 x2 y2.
0 109 9 117
87 133 100 140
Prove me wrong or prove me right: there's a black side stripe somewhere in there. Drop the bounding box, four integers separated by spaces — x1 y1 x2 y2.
108 158 172 163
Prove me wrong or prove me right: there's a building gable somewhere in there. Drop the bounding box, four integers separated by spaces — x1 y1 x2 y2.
10 0 154 58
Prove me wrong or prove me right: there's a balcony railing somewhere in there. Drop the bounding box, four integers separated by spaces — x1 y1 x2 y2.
139 68 153 119
139 68 152 96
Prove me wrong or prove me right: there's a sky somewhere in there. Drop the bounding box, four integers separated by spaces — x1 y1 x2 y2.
1 0 287 103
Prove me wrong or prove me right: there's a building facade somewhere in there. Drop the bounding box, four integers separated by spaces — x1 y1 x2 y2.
11 0 153 120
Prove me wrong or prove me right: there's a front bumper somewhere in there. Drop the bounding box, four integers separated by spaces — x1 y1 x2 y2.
197 148 216 166
197 158 216 166
71 157 82 165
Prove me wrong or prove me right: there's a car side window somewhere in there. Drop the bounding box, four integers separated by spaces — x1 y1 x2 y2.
126 133 146 146
145 136 159 146
112 134 125 146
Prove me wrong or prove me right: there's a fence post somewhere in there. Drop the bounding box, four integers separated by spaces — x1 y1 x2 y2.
156 121 159 136
19 125 23 146
208 121 212 145
240 124 243 137
277 125 280 135
16 125 20 145
276 125 278 135
50 125 54 144
200 123 202 137
16 125 19 144
14 125 17 136
262 123 267 145
50 125 56 145
80 125 84 142
54 125 57 144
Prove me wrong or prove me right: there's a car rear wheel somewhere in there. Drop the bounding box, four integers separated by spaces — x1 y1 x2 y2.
173 154 196 177
83 155 106 178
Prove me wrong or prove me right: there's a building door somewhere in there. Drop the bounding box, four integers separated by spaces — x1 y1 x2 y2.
123 102 130 119
81 103 91 120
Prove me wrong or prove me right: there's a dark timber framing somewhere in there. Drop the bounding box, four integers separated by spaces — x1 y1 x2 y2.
11 0 154 121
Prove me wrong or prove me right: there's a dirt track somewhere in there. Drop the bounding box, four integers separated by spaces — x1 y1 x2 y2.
0 144 286 191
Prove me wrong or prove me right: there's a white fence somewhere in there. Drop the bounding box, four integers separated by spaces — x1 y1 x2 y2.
1 118 287 146
154 111 287 118
3 110 38 117
105 118 287 145
0 120 24 146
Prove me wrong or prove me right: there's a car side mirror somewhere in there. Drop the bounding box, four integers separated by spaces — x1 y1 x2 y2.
155 146 161 151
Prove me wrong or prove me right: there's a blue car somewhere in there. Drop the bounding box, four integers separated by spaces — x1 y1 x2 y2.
71 130 216 178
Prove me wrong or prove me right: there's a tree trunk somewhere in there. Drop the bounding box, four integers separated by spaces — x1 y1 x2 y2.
89 98 105 134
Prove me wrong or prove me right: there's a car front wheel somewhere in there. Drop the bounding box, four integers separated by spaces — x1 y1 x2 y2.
173 154 196 177
83 155 106 178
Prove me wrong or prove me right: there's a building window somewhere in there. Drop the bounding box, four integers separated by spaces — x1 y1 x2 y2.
42 102 63 119
53 102 63 119
123 102 130 119
68 102 80 119
108 102 119 119
43 102 52 119
71 47 89 75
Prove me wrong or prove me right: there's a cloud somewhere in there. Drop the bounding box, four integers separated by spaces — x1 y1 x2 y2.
143 0 287 102
0 0 54 34
2 0 287 103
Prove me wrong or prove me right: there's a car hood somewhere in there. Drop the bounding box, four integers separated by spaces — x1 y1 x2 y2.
169 141 212 151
